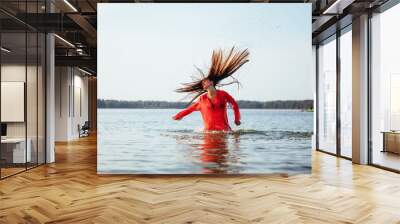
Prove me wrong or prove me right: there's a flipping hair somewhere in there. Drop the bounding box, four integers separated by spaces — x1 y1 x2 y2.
176 47 250 105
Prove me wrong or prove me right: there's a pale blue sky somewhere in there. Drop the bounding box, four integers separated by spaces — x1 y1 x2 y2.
98 3 312 101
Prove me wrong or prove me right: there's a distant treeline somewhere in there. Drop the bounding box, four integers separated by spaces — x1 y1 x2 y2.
98 99 313 110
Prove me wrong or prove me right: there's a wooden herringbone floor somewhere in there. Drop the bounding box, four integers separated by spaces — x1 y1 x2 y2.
1 135 400 224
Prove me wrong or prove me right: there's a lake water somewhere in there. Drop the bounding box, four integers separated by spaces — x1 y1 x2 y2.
97 109 313 174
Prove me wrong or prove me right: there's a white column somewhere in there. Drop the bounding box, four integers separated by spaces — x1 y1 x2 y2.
46 33 55 163
45 0 56 163
352 14 369 164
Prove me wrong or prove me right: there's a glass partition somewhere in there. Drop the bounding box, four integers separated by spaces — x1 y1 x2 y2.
26 0 46 169
317 35 337 154
0 31 28 177
0 1 46 179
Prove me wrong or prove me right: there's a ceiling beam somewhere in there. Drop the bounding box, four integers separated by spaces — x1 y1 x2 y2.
55 55 96 71
67 13 97 46
322 0 356 14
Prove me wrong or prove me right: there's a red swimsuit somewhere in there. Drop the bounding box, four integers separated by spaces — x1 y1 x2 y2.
174 90 240 131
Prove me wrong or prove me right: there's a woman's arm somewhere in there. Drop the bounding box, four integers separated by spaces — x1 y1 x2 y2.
172 101 200 120
223 91 241 125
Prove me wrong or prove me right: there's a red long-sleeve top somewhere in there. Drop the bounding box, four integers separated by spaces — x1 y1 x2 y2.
174 90 240 131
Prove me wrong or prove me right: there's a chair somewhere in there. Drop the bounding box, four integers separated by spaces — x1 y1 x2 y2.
78 121 90 138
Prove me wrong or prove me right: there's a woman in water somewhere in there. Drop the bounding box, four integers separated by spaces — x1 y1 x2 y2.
172 47 249 131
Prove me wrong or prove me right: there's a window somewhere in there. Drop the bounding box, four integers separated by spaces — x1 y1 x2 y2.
370 3 400 171
339 28 352 158
318 36 337 154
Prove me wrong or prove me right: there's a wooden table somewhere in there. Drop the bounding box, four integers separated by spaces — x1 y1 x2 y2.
381 131 400 154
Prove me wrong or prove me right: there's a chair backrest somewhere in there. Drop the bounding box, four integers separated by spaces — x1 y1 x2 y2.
82 121 90 129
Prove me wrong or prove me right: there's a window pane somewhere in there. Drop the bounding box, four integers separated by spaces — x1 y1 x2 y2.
318 37 337 154
340 29 352 158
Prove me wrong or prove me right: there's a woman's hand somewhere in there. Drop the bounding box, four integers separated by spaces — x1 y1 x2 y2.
235 120 241 126
172 115 181 121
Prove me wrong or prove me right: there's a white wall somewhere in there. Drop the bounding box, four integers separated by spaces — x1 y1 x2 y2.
55 67 89 141
55 66 70 141
1 65 26 140
73 73 89 137
1 65 38 138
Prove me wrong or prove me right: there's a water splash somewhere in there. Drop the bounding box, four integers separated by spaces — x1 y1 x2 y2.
161 128 312 140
